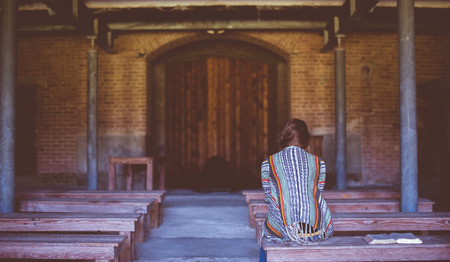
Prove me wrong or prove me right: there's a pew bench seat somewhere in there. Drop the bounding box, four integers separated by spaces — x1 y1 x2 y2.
16 197 155 242
0 233 127 262
243 189 401 203
0 212 141 262
262 235 450 262
255 211 450 245
249 198 435 228
16 189 167 228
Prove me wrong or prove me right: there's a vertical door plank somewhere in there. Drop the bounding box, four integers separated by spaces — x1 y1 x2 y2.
166 57 274 187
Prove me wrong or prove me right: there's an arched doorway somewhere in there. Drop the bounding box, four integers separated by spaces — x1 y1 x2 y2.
149 38 288 189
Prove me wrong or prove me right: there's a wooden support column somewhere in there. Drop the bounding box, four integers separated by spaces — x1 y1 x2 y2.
398 0 418 212
87 37 98 190
335 35 347 190
0 0 18 213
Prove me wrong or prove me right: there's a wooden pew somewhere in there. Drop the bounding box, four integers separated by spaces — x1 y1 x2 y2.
243 189 401 203
244 189 401 227
332 212 450 231
263 235 450 262
16 189 166 228
0 212 141 262
262 212 450 261
16 197 155 242
0 233 126 262
255 211 450 245
249 198 435 228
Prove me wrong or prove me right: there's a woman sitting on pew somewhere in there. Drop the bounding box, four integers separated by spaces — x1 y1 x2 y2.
260 119 334 259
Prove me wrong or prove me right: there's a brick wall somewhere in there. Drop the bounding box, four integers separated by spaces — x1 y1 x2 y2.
17 30 450 187
18 35 87 174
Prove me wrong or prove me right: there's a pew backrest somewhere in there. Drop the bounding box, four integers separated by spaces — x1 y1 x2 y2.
0 212 140 232
16 189 166 228
0 233 127 262
16 197 154 214
251 198 434 214
332 212 450 231
263 235 450 262
243 189 401 203
16 197 155 242
255 211 450 245
17 189 166 202
0 212 140 262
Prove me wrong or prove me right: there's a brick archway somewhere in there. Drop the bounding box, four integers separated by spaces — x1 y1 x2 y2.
148 35 289 189
146 32 290 64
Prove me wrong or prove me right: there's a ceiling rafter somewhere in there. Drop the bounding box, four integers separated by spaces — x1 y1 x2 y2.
108 20 327 31
12 0 450 51
42 0 114 53
321 0 379 53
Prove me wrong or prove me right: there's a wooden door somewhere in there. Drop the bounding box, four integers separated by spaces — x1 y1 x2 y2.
165 57 276 189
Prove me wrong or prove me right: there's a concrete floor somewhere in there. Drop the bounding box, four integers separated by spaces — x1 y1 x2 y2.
135 189 260 262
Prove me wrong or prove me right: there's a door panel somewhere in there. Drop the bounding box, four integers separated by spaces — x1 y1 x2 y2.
166 57 275 189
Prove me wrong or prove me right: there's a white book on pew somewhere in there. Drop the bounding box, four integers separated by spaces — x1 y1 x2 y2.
389 233 423 244
363 233 422 244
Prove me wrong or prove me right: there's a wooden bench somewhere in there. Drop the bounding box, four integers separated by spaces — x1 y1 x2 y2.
16 189 166 228
243 189 401 203
332 211 450 231
249 198 435 228
16 197 155 242
261 212 450 261
0 212 141 262
256 211 450 245
263 235 450 262
0 232 126 262
244 189 401 227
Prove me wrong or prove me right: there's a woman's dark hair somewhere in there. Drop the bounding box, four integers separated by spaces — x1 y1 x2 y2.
279 118 310 149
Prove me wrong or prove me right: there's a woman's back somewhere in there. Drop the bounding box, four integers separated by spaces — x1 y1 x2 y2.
261 146 333 244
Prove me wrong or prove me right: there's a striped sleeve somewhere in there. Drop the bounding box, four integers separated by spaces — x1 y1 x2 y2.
261 158 271 203
317 159 326 192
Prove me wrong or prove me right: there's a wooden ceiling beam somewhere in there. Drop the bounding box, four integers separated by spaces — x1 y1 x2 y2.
321 16 340 53
42 0 114 53
321 0 379 52
18 0 450 10
108 20 327 31
18 24 77 32
18 20 327 32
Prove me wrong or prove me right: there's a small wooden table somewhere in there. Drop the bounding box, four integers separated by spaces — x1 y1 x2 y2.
109 157 154 190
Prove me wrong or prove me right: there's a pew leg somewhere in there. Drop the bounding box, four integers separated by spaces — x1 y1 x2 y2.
158 202 163 226
150 202 160 228
256 222 262 246
248 205 255 227
136 216 145 242
119 231 133 262
144 213 151 239
130 232 136 260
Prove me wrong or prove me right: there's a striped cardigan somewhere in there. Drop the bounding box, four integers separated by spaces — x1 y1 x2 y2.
261 146 334 244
